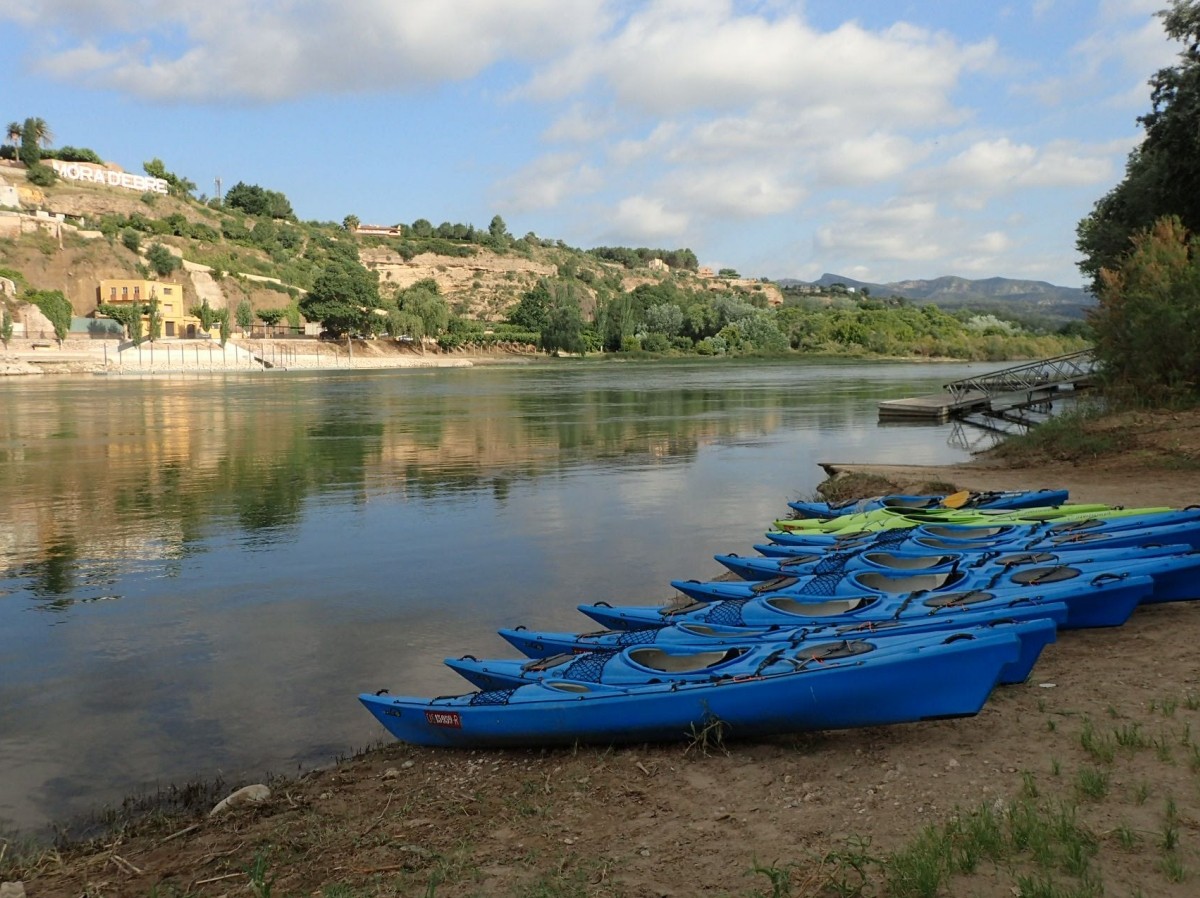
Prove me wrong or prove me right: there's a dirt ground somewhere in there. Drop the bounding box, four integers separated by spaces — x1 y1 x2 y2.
6 409 1200 897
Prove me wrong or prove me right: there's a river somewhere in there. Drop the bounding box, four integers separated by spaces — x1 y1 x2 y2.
0 358 1004 835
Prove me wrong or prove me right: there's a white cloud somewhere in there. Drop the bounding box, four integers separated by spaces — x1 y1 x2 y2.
607 194 689 241
935 138 1114 198
815 200 945 264
543 104 615 143
495 153 603 213
815 133 930 186
11 0 612 101
522 3 994 128
665 166 804 218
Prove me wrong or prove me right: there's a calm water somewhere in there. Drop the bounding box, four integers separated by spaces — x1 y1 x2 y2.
0 358 1003 834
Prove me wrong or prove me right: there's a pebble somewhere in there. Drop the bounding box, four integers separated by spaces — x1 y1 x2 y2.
0 883 26 898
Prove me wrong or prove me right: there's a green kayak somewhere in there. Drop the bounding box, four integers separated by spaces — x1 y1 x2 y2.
771 504 1175 536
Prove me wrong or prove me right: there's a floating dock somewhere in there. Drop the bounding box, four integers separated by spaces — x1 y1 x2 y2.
879 350 1096 423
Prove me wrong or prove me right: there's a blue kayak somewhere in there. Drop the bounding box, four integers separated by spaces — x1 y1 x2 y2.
714 542 1195 582
788 488 1070 518
579 571 1153 631
449 618 1058 691
763 513 1200 552
498 601 1069 663
360 627 1024 747
672 555 1200 606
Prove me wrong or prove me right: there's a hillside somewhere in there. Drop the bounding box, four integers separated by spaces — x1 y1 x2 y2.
1 156 1092 367
781 273 1094 321
0 161 782 327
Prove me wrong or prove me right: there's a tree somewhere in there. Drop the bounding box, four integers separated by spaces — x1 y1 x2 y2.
488 214 511 249
4 122 20 160
343 214 360 232
24 164 56 187
146 243 181 277
1077 1 1200 288
509 282 553 332
18 118 40 168
257 308 287 329
1090 215 1200 402
147 298 162 342
542 290 585 355
236 298 254 334
99 303 145 342
143 158 196 197
299 256 380 335
121 228 141 253
27 289 72 344
223 181 295 219
395 278 449 337
1 305 12 347
642 302 684 337
28 117 53 149
192 299 218 332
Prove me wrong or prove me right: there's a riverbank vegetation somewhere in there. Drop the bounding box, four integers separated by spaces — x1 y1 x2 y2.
3 123 1088 363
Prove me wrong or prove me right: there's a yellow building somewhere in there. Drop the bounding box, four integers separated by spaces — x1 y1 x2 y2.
96 279 217 338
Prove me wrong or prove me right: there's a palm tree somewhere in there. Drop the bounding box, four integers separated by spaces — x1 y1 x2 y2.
4 121 20 159
28 118 53 149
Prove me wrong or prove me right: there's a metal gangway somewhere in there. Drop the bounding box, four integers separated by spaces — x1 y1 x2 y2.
878 349 1097 424
944 349 1096 404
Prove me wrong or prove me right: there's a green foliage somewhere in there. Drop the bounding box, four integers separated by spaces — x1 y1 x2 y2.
541 284 587 354
588 246 699 270
146 243 181 277
222 218 252 242
236 298 254 331
99 302 145 341
143 157 196 197
26 289 71 342
1077 2 1200 288
49 145 103 163
146 298 162 342
508 282 552 331
1 305 13 346
18 117 43 167
0 267 28 290
223 181 295 220
24 163 57 187
299 255 380 334
1090 215 1200 402
192 299 218 331
643 302 684 337
257 308 287 328
488 214 510 250
395 278 450 337
121 228 141 253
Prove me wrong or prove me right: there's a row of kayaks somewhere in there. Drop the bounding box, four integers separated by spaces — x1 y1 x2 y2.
360 487 1200 748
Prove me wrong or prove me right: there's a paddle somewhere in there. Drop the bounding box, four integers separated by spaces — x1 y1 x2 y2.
939 489 974 509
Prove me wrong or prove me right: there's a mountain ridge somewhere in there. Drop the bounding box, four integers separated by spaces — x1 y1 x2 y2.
778 273 1094 320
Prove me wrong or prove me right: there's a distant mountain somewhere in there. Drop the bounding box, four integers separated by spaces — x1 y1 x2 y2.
777 274 1095 321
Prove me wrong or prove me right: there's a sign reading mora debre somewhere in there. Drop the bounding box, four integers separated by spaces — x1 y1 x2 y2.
48 160 170 194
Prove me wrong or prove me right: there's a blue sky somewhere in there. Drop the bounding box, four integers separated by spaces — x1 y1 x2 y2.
0 1 1182 287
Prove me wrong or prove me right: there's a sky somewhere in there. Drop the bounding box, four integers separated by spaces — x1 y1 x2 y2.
0 1 1185 288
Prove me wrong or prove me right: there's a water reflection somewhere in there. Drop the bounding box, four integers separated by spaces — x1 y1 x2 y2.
0 359 998 835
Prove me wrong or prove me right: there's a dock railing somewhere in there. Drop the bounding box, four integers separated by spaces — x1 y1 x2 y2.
944 349 1097 403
